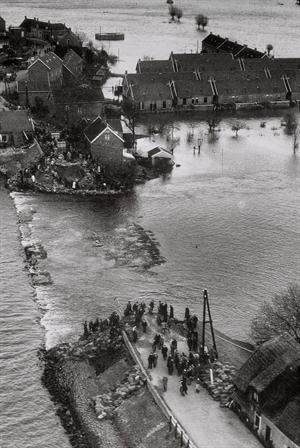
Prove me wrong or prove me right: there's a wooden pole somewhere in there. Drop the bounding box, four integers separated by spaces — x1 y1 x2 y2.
201 289 206 356
205 289 218 357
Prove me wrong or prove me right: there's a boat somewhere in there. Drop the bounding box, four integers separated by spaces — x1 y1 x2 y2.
95 32 125 41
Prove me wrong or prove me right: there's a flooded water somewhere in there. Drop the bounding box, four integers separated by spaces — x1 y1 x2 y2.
1 0 300 446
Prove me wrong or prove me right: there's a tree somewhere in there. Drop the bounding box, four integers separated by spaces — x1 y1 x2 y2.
283 112 298 135
207 115 220 135
231 121 245 138
251 284 300 344
196 14 208 31
169 5 177 21
122 98 139 150
266 43 273 56
175 7 183 22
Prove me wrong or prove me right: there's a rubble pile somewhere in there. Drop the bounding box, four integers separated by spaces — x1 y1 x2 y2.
199 361 236 407
94 366 147 420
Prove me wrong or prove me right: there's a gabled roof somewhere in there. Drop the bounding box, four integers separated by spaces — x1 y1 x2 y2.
28 51 63 71
84 116 124 143
148 146 173 158
136 59 174 74
125 73 173 102
234 334 300 394
202 33 226 48
0 110 33 133
63 49 82 75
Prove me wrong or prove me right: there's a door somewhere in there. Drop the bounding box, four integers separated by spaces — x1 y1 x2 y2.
265 425 271 442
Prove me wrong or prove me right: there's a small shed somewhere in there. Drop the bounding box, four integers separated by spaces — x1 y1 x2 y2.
147 146 174 167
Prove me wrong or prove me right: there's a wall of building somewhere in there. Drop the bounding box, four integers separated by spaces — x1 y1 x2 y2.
258 414 299 448
140 99 173 112
90 132 123 167
177 96 213 106
28 60 62 83
54 101 104 123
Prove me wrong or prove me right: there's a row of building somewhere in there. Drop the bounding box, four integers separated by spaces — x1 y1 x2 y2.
123 39 300 112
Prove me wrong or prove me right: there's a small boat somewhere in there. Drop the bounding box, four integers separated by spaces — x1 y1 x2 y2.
95 32 125 41
167 0 174 3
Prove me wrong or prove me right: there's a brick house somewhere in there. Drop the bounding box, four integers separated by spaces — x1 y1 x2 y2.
0 110 34 147
27 51 63 84
202 33 265 59
84 116 124 167
19 17 68 41
233 334 300 448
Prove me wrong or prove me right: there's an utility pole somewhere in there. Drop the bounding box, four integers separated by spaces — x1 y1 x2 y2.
201 289 218 358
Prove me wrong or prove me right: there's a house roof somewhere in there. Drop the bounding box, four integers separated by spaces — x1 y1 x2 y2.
28 51 63 71
20 17 67 32
106 119 123 135
171 53 240 72
136 59 174 74
0 110 33 133
148 146 173 158
202 33 226 48
125 73 173 102
58 30 82 47
63 49 82 75
234 334 300 394
84 116 124 143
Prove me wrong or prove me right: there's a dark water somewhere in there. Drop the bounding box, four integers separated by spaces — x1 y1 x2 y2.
1 0 300 446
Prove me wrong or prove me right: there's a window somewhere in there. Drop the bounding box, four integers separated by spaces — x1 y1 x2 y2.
104 133 110 141
163 100 166 109
2 134 8 143
265 426 271 442
254 413 261 431
252 390 259 403
195 97 199 104
140 101 144 110
191 98 195 105
183 98 187 105
204 97 207 103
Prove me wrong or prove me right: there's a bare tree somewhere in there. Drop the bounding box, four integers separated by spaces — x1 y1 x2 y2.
196 14 209 31
231 121 245 138
169 5 177 21
251 284 300 344
175 8 183 22
266 43 273 56
207 115 220 135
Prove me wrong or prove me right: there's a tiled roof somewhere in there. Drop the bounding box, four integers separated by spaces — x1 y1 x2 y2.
63 49 82 75
136 59 174 74
202 33 226 48
126 73 173 101
106 119 123 135
148 146 173 157
175 78 213 97
84 116 107 142
234 334 300 393
28 51 63 71
172 53 240 72
0 110 33 132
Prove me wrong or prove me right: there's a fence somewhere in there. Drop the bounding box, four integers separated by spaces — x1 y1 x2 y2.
122 329 198 448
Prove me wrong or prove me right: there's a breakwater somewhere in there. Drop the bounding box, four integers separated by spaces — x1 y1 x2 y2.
42 318 180 448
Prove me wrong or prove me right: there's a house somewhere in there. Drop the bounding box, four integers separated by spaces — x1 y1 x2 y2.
136 59 174 74
202 33 265 59
233 334 300 448
84 116 124 167
123 73 174 112
0 16 6 33
0 110 34 147
17 79 54 110
52 84 104 123
147 146 174 167
27 51 63 84
57 30 82 50
63 49 83 79
19 17 68 41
